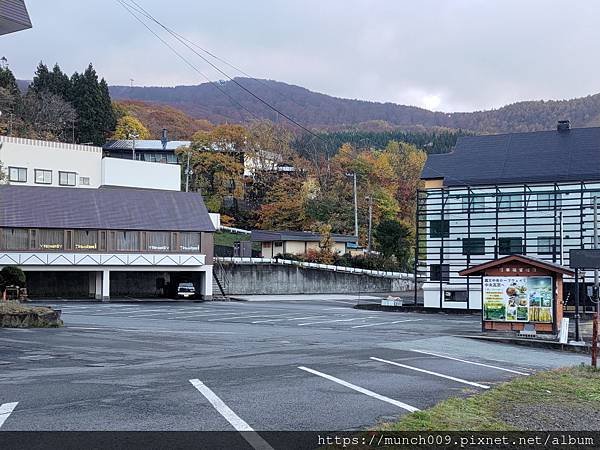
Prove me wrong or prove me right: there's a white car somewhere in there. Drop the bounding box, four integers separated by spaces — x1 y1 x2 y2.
176 282 196 299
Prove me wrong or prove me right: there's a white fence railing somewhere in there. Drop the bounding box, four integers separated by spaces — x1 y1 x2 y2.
215 256 413 279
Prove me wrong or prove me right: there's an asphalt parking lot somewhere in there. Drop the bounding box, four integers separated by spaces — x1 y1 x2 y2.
0 299 588 432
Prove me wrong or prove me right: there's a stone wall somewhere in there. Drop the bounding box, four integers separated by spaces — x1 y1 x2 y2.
219 263 414 295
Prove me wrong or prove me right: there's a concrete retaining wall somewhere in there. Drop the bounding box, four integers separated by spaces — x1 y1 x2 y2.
220 263 414 295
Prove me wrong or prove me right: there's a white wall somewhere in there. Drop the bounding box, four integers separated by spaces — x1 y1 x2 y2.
0 136 101 188
101 157 181 191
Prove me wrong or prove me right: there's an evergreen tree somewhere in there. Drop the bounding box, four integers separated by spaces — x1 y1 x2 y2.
30 62 72 101
70 64 116 145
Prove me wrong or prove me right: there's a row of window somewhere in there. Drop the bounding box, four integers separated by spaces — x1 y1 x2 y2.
0 228 202 253
448 193 563 213
8 167 90 186
461 237 557 255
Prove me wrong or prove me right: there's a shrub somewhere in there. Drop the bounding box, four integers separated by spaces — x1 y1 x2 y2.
0 266 26 290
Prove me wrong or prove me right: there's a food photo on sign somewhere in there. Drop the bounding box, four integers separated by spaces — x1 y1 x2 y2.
482 276 553 323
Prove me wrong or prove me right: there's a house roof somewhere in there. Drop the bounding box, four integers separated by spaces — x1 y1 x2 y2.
458 254 574 277
421 126 600 187
0 0 32 36
103 140 191 152
251 230 357 243
0 185 215 232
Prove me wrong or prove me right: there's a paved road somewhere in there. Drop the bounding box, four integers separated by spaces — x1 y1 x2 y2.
0 299 587 432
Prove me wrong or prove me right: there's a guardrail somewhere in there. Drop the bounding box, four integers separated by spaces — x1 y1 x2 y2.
215 256 413 279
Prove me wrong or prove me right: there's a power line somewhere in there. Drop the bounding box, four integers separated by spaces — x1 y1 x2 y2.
116 0 260 123
120 0 327 143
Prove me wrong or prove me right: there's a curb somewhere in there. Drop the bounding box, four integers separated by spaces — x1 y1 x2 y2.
458 334 591 354
354 304 479 315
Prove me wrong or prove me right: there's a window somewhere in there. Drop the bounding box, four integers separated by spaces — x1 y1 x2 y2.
166 153 178 164
74 230 98 250
180 232 200 252
147 231 171 252
499 237 523 255
430 220 450 238
498 194 522 211
114 231 140 251
537 237 557 255
8 167 27 183
1 228 29 250
79 176 90 186
34 169 52 184
430 264 449 282
38 229 65 250
462 238 485 255
59 171 77 186
461 196 485 212
537 193 561 209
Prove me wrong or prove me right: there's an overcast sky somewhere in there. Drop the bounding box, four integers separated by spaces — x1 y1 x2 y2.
3 0 600 112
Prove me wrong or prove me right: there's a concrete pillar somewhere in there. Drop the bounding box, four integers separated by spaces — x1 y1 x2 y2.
202 266 213 301
88 272 95 299
102 269 110 302
95 272 102 300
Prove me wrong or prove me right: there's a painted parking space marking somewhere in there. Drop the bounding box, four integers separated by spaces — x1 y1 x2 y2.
298 367 419 412
297 317 376 326
207 314 293 322
189 379 272 450
0 402 18 429
352 319 422 329
409 349 530 376
370 357 490 389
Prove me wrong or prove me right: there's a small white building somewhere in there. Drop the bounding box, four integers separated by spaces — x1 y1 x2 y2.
251 230 356 258
0 135 181 191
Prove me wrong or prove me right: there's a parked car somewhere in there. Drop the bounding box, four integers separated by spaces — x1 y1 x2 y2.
176 282 196 299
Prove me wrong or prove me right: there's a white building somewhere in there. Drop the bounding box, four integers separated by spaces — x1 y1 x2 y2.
418 121 600 313
0 135 214 300
0 135 181 191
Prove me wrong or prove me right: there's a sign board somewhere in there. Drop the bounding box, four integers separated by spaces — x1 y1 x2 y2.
381 298 403 307
570 249 600 269
482 276 553 323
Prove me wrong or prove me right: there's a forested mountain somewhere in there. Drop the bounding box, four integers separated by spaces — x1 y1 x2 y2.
108 78 600 133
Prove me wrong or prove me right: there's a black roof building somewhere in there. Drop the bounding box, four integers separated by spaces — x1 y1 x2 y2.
0 185 215 232
422 123 600 187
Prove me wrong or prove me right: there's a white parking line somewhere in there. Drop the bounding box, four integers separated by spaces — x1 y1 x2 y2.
352 319 422 328
189 379 272 450
370 357 490 389
207 314 291 322
286 315 326 321
297 367 419 412
409 349 530 375
0 402 18 428
297 317 374 326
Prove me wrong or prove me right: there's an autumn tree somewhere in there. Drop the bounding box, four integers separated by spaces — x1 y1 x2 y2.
19 90 77 141
112 115 151 139
256 175 309 231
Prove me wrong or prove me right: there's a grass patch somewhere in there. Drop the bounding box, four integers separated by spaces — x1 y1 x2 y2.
380 366 600 431
214 231 260 251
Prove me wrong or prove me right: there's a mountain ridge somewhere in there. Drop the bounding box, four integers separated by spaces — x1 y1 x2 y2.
19 77 600 133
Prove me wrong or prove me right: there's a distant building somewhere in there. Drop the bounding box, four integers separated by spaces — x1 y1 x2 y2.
0 135 181 191
0 185 215 300
103 138 191 165
418 121 600 313
0 0 32 36
251 230 356 258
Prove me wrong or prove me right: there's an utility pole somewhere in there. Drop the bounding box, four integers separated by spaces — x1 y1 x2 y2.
352 172 358 241
185 151 191 192
366 195 373 253
593 196 599 367
129 133 139 161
